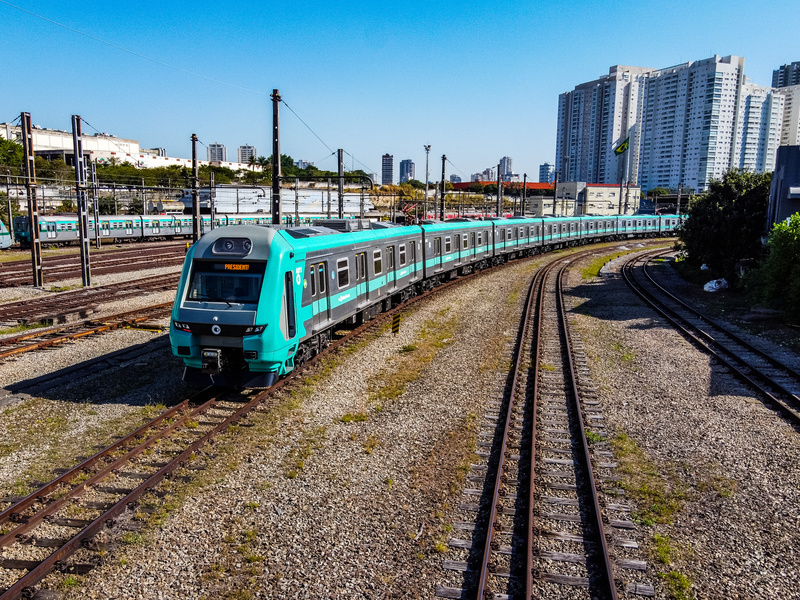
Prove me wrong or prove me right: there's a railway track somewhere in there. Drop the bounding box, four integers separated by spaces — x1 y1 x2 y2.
622 250 800 427
0 302 172 362
0 273 179 327
0 242 186 288
437 248 653 600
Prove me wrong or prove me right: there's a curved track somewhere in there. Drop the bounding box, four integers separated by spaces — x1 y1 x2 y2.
622 250 800 427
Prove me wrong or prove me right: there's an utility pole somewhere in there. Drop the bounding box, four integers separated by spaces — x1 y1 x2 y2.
20 112 42 287
337 149 344 219
327 178 332 218
71 115 91 287
552 171 559 217
209 172 215 230
496 164 502 217
522 173 527 216
271 89 282 225
191 133 200 242
439 155 446 220
676 183 682 215
294 178 300 225
90 162 100 249
424 145 431 221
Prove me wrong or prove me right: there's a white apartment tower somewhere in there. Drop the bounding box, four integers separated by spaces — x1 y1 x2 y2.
208 143 227 162
557 55 786 192
237 145 257 164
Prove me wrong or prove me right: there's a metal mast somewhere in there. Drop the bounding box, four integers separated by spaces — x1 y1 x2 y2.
71 115 91 286
20 112 42 287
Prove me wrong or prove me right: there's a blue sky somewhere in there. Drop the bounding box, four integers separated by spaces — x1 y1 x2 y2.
1 0 798 181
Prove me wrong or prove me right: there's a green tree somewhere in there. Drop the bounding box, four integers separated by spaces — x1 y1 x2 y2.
649 187 670 197
752 213 800 321
468 182 484 194
676 169 771 283
0 139 23 174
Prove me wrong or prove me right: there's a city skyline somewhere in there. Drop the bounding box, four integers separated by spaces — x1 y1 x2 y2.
1 0 798 180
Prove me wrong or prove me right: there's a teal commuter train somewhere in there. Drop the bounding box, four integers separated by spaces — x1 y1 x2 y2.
169 214 681 388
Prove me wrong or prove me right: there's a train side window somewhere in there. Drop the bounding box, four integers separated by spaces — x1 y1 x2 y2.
359 253 366 279
462 234 468 249
399 244 406 266
310 265 316 297
317 263 326 293
387 246 395 270
337 258 349 288
499 229 504 242
283 272 296 339
477 232 483 245
445 237 451 253
434 238 441 256
373 250 382 275
508 228 513 239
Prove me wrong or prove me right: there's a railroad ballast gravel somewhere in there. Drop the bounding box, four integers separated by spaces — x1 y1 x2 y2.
1 245 799 599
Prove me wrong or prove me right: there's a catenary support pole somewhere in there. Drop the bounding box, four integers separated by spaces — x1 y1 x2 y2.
522 173 527 216
191 134 200 242
71 115 91 287
337 149 344 219
90 162 100 248
496 163 502 217
440 155 446 220
20 112 42 286
271 89 282 225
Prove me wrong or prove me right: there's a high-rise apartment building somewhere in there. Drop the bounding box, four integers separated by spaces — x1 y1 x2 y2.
539 162 555 183
773 62 800 88
777 85 800 146
382 154 394 185
399 159 415 183
208 143 227 162
237 145 257 164
557 55 786 192
499 156 513 178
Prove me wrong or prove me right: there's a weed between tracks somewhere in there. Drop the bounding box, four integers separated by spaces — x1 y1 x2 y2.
580 243 672 279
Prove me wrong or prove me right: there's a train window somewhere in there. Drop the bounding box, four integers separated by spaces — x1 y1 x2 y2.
477 232 483 245
310 265 316 296
445 237 451 253
499 229 504 242
462 234 468 250
507 228 512 239
373 250 382 275
318 263 326 293
359 253 366 280
185 261 265 304
337 258 349 288
283 272 296 339
387 246 395 270
434 238 441 256
399 244 406 266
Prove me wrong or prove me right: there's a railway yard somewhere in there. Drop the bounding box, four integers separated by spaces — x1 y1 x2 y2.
0 239 798 599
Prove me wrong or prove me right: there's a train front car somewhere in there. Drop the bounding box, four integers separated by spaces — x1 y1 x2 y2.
170 225 297 388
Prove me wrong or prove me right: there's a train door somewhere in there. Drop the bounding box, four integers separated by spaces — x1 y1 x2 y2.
387 245 396 289
470 232 476 260
46 221 56 239
311 262 329 330
434 237 442 271
370 249 382 298
101 220 111 237
354 252 367 302
124 220 133 235
174 217 182 234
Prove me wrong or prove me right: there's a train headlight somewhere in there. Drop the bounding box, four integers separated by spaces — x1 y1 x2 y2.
173 321 192 332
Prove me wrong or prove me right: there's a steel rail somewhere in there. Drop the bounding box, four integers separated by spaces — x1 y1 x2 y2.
0 303 172 360
641 252 800 385
621 252 800 426
556 260 618 600
475 264 542 599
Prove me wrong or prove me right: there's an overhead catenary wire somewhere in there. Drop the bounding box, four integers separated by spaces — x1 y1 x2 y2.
0 0 267 95
341 150 376 177
279 99 335 155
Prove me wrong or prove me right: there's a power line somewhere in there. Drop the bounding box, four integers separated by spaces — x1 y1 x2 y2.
341 150 376 176
446 157 468 179
279 99 334 155
0 0 267 95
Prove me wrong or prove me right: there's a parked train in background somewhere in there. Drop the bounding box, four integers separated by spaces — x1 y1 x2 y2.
12 214 278 246
169 213 682 388
0 221 11 249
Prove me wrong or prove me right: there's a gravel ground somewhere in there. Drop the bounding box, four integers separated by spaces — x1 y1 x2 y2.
566 251 800 599
2 243 799 599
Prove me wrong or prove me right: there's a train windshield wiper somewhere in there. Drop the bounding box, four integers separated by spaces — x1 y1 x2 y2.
201 296 233 307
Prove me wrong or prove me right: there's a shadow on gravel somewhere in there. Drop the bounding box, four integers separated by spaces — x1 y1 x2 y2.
0 336 196 409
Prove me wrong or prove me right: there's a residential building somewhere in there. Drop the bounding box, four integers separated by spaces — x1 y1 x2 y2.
539 162 555 183
766 145 800 230
499 156 513 177
208 143 227 162
294 159 315 169
773 62 800 88
778 85 800 145
557 55 786 192
399 159 415 183
238 145 257 164
450 175 462 184
471 167 496 182
526 182 640 216
381 154 393 185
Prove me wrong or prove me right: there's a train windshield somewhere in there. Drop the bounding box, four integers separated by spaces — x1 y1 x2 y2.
185 261 265 304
